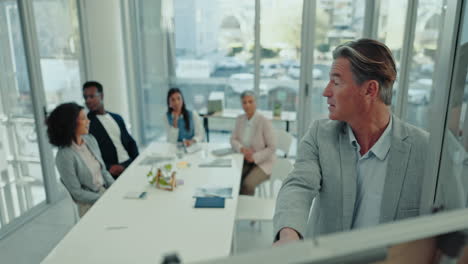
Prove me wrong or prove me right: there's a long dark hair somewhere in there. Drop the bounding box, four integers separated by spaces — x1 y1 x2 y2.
167 87 190 131
46 102 84 147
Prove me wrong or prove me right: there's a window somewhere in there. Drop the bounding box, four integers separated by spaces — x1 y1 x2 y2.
173 0 255 107
172 0 255 132
33 0 84 111
405 0 445 129
310 0 365 120
377 0 408 107
259 0 302 135
436 2 468 211
0 0 46 230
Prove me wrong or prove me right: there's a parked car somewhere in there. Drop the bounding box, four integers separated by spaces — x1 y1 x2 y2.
419 63 434 77
287 63 300 79
314 64 331 78
287 63 323 80
229 73 253 80
215 57 246 70
229 73 269 95
408 78 432 105
280 59 297 69
176 59 213 78
260 63 283 78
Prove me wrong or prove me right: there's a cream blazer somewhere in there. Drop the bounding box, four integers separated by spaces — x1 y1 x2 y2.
230 112 276 175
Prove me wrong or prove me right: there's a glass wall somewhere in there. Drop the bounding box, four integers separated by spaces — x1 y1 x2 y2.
405 0 446 130
377 0 408 107
0 0 85 234
259 0 302 135
173 0 254 110
132 0 303 144
129 0 454 146
309 0 365 121
32 0 85 111
0 0 46 229
172 0 256 137
436 0 468 212
127 0 170 144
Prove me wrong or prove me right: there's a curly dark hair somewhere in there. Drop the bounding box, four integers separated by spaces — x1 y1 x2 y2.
46 102 84 147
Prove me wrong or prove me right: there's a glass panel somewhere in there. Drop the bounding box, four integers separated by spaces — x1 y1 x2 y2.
259 0 302 144
0 0 46 229
405 0 445 129
32 0 84 111
173 0 255 140
311 0 366 121
131 0 168 144
377 0 408 108
436 0 468 212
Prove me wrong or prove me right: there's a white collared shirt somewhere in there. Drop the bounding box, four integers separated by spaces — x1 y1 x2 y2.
349 116 393 229
242 112 256 148
96 113 130 163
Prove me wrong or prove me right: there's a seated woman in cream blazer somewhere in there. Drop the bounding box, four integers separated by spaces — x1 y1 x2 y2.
230 91 276 195
47 103 115 217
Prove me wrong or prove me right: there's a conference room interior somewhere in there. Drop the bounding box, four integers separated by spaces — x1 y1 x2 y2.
0 0 468 263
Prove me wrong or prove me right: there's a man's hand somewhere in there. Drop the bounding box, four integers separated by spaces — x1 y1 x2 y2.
273 228 301 247
109 165 125 177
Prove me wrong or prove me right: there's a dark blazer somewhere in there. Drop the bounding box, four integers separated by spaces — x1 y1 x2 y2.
88 111 139 174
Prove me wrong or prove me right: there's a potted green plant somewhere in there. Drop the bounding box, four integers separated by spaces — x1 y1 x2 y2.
273 101 282 118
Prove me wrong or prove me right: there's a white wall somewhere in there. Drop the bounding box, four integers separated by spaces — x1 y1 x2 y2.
80 0 130 122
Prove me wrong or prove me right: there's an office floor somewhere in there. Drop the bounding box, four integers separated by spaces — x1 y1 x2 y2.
0 197 77 264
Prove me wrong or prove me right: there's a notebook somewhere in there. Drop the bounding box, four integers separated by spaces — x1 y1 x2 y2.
211 148 235 157
198 158 232 168
194 197 225 208
184 143 202 154
139 156 174 166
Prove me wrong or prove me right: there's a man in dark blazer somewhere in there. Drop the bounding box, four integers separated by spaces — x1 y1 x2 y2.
83 81 139 179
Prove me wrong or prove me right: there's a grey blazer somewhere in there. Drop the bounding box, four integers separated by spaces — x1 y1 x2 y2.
273 115 429 238
56 134 115 204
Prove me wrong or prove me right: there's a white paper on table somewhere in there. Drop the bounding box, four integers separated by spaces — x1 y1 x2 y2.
193 186 233 198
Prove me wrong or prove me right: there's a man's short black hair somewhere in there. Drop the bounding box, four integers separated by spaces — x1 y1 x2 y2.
83 81 103 94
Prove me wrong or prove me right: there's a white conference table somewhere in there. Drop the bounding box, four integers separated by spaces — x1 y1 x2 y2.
42 142 243 264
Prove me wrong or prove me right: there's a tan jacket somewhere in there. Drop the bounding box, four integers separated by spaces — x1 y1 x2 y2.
230 112 276 175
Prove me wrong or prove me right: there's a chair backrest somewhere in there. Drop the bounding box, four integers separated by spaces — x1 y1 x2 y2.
270 158 293 182
60 178 80 223
275 129 293 157
267 158 293 198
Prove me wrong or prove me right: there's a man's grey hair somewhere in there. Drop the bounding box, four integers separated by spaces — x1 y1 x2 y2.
332 39 397 105
240 90 256 100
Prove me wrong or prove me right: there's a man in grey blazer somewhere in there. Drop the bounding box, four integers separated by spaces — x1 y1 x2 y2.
273 39 429 245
